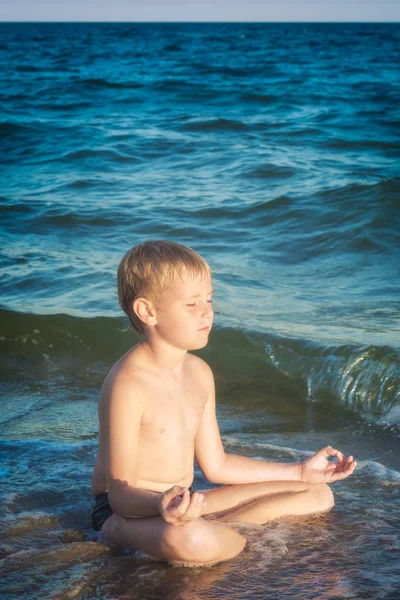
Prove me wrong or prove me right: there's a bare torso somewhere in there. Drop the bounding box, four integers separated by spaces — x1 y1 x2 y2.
91 344 208 495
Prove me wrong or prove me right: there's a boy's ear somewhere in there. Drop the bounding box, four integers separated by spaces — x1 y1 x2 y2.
132 297 157 327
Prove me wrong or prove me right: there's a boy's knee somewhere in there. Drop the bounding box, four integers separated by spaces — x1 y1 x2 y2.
164 521 221 564
164 520 245 565
314 483 334 511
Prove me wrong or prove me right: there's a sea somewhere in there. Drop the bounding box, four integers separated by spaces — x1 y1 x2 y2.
0 21 399 600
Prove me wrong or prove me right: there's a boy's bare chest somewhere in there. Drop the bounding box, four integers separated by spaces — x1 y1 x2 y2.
141 379 206 441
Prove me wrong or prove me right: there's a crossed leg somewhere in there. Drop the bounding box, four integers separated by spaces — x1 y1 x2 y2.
200 480 334 523
101 510 247 566
100 481 334 567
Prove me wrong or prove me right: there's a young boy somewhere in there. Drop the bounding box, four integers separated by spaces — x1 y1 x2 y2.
91 240 357 566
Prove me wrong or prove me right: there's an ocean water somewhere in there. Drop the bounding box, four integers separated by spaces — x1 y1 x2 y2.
1 22 399 600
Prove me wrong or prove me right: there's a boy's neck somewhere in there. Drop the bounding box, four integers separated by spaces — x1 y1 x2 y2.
139 338 187 378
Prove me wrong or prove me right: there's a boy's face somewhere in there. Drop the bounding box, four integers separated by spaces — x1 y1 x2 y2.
153 268 214 351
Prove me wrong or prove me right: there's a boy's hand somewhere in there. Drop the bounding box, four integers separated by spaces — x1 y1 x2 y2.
157 485 206 526
299 446 357 484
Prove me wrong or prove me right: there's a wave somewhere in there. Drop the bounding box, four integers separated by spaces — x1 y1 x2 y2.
1 309 399 426
3 177 397 241
78 78 143 90
162 43 182 52
65 178 116 190
0 198 35 216
0 198 124 229
239 92 279 104
60 148 139 165
180 118 250 132
178 178 400 231
0 121 37 139
322 138 399 151
34 100 93 112
262 336 400 425
315 177 400 207
242 164 296 179
63 149 120 161
14 64 43 73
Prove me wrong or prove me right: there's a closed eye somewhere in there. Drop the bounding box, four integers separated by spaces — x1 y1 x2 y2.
186 299 213 307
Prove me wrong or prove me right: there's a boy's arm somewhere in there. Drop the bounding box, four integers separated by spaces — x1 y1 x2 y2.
194 362 302 485
104 376 161 518
194 363 356 485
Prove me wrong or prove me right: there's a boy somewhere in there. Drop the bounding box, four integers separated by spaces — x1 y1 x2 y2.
91 240 357 566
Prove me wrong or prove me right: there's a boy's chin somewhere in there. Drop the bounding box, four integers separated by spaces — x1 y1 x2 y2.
188 339 209 351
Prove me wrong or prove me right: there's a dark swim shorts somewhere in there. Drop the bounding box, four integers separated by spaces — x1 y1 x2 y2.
91 492 113 531
91 484 195 531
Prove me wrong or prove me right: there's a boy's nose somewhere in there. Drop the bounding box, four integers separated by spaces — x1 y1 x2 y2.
203 303 213 317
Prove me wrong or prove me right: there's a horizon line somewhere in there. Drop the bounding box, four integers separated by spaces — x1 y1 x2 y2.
0 20 399 24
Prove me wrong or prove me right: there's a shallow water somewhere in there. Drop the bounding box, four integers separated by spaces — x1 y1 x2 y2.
1 21 400 600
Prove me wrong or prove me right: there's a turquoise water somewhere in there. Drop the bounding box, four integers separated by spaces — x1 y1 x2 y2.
1 22 399 599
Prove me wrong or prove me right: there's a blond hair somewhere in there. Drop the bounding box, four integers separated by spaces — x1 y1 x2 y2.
117 240 212 333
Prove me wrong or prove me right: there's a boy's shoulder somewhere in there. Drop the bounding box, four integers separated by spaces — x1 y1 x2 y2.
101 346 149 397
102 348 214 396
186 353 214 383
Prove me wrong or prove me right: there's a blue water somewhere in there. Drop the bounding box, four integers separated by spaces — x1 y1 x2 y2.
1 22 400 600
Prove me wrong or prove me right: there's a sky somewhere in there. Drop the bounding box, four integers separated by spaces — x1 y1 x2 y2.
0 0 399 22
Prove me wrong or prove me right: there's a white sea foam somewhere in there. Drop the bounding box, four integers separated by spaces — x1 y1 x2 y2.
356 460 400 486
379 404 400 427
222 435 314 459
0 541 109 568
